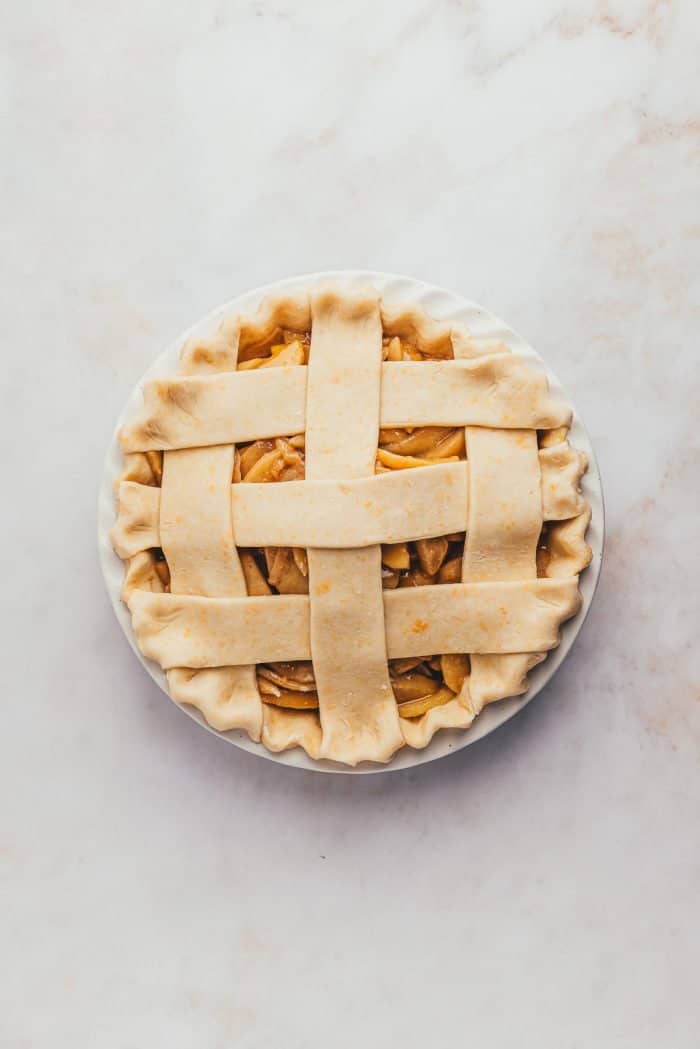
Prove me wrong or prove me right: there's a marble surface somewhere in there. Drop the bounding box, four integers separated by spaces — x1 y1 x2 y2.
2 2 698 1045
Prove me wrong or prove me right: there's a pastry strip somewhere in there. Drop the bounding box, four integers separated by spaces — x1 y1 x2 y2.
112 467 467 556
120 358 570 453
120 368 307 451
454 340 543 716
111 444 584 558
127 579 581 669
305 290 403 765
380 358 571 429
157 339 263 738
233 463 467 547
160 447 244 596
462 427 541 583
384 579 580 657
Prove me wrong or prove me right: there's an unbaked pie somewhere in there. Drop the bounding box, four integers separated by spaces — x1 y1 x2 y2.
110 286 591 765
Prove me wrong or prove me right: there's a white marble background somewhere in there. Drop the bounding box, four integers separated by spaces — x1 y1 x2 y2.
2 1 698 1046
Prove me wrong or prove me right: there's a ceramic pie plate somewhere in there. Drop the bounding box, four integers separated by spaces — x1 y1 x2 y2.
98 270 604 774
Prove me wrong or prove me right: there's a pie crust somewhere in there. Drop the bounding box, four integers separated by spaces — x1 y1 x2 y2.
110 285 592 766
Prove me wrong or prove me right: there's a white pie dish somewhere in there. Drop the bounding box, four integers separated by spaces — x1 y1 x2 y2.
97 270 604 774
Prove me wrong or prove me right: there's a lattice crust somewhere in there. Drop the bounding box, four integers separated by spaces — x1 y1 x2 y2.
111 287 592 765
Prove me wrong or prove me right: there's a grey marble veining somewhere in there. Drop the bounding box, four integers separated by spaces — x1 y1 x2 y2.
2 2 698 1046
